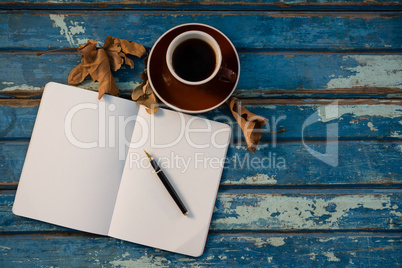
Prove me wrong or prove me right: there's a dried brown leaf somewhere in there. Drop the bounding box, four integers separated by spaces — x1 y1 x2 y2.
68 62 89 85
103 36 145 70
81 47 119 99
113 37 146 58
132 79 147 101
132 80 159 114
78 40 98 58
68 37 146 100
132 56 159 115
106 46 124 72
98 70 119 100
119 52 134 69
227 97 269 153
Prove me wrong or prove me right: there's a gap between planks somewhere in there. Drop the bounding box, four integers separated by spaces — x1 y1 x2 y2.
0 230 400 236
0 1 402 10
1 49 402 54
1 9 402 16
1 98 401 107
2 186 402 194
0 0 402 12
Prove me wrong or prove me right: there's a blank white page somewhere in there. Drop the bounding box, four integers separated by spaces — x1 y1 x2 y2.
108 106 231 257
13 82 139 235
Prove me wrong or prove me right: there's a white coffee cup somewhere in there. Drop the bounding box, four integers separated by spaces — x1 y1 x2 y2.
166 30 235 86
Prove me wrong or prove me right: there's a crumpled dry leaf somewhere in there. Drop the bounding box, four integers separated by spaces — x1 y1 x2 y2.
111 36 147 58
68 40 96 85
104 45 123 72
132 56 159 114
227 97 269 153
68 37 146 100
103 36 146 71
68 62 89 85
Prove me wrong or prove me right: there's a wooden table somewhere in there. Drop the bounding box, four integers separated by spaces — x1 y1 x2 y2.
1 0 401 266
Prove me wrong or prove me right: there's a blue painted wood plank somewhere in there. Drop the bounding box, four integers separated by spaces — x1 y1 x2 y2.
1 191 401 232
0 12 401 51
1 0 400 4
0 0 401 11
0 53 401 98
1 141 401 187
205 99 402 142
1 99 401 141
211 192 402 231
0 142 25 187
223 141 402 186
0 233 400 266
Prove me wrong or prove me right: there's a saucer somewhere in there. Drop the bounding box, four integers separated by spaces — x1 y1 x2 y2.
148 23 240 113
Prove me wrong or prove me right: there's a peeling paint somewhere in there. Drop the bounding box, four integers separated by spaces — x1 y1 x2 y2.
235 174 277 185
1 84 41 92
121 252 130 258
79 80 141 92
177 257 195 262
317 104 402 123
318 237 338 243
323 252 341 262
267 237 285 247
396 145 402 153
391 131 402 138
367 122 378 131
0 80 141 93
216 195 400 229
1 82 14 85
307 253 316 260
237 237 266 248
49 14 86 46
236 237 284 248
110 254 171 267
267 256 273 263
235 145 262 151
326 55 402 89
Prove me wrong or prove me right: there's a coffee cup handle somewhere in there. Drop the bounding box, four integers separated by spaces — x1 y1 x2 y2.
218 67 237 83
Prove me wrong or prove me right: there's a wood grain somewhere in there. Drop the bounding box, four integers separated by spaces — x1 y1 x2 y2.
1 99 401 141
0 0 401 265
0 233 399 267
1 0 401 11
0 233 400 266
1 191 401 232
0 12 401 51
0 53 401 98
1 141 401 187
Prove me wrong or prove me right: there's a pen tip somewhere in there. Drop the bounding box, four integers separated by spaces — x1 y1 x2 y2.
144 150 152 160
184 211 189 216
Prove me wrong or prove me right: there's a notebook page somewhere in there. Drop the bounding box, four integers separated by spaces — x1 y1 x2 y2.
108 106 231 257
13 83 139 235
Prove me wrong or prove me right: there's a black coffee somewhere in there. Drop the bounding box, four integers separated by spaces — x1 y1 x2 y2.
172 38 216 82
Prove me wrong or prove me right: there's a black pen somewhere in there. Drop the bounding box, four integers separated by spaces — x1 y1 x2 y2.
144 150 188 216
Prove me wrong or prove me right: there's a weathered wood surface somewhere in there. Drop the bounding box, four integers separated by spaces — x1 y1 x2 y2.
0 0 401 265
1 141 401 187
1 53 401 98
0 191 401 232
1 12 401 51
1 0 401 11
0 233 400 267
1 99 401 141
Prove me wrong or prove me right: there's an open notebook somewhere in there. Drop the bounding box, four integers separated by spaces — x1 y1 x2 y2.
12 82 231 257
